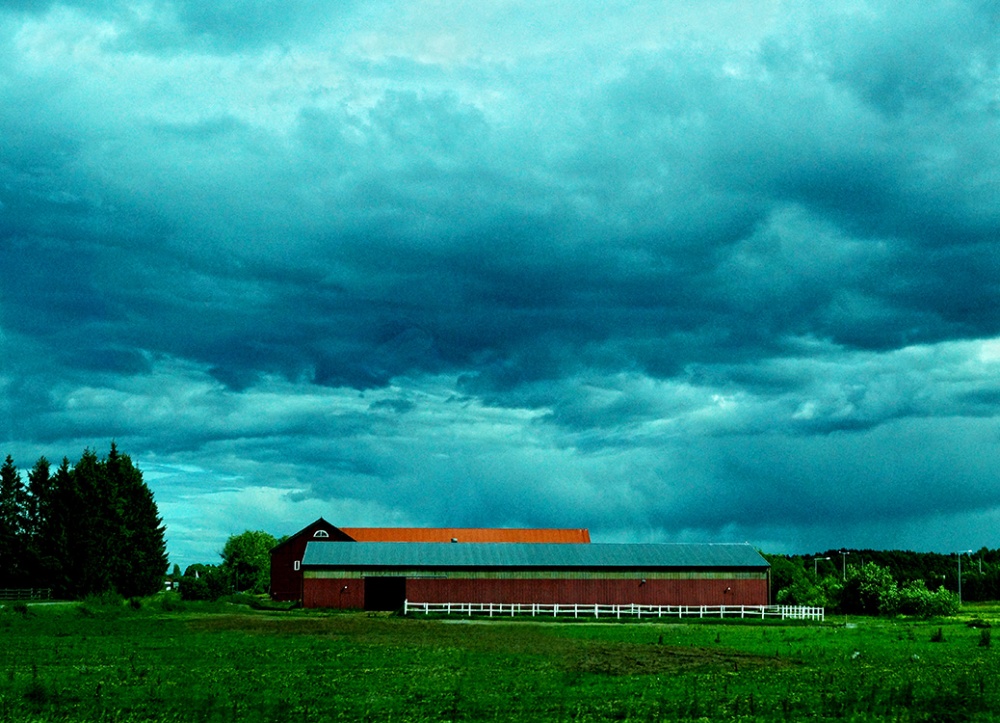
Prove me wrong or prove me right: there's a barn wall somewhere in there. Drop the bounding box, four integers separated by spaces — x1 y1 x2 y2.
406 577 767 607
269 520 354 601
303 577 364 609
270 545 306 602
301 571 768 609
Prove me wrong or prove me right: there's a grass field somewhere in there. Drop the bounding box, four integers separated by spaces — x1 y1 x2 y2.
1 596 998 721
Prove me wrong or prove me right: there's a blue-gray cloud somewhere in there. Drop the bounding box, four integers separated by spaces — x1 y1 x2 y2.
2 0 1000 566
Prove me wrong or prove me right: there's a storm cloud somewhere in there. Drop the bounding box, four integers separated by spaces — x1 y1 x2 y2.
2 0 1000 567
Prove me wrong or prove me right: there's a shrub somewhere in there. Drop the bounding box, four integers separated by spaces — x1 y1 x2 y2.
86 591 124 608
179 566 229 601
896 580 957 617
841 562 899 616
159 594 184 612
925 587 959 617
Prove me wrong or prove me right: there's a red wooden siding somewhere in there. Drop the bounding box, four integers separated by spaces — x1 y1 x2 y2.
302 574 767 610
303 577 364 609
407 577 766 607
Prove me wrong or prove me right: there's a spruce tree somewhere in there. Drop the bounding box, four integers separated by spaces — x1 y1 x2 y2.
0 456 28 587
4 445 168 598
46 458 76 596
109 446 168 597
67 448 111 597
25 456 52 586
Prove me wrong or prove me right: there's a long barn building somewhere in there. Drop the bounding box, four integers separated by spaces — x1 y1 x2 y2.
300 541 770 610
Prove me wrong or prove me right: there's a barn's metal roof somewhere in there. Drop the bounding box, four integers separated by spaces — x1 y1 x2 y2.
301 542 768 569
340 528 591 543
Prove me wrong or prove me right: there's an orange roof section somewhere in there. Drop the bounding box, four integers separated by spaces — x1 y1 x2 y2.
339 528 591 543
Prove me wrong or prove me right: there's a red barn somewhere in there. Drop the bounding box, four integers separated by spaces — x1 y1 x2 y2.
269 518 591 602
300 541 770 610
269 518 355 601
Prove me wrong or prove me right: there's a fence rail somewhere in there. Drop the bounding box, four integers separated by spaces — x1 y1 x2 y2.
0 588 52 601
403 600 824 622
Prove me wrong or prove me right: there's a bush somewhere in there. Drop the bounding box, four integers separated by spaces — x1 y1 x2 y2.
77 590 125 616
87 590 124 608
159 594 184 612
841 563 899 615
896 581 958 618
179 565 230 601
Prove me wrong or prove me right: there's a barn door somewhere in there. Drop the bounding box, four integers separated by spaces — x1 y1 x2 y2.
363 576 406 611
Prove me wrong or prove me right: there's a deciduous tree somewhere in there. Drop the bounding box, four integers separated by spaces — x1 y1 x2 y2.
220 530 278 594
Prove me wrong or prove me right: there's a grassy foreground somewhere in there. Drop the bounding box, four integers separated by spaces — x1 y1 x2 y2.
1 597 998 722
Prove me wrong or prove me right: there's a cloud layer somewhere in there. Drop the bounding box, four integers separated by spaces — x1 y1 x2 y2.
2 0 999 566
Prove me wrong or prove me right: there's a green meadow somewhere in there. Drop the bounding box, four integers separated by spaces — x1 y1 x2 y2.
1 597 998 722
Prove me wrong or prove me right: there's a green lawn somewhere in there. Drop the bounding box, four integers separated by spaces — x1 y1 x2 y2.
1 597 997 721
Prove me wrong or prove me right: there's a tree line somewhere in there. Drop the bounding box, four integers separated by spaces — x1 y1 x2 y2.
0 444 168 599
767 547 1000 616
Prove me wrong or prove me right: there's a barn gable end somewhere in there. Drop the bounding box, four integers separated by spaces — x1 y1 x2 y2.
269 518 355 601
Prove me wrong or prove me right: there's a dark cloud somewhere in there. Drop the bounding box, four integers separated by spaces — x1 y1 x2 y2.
2 0 1000 565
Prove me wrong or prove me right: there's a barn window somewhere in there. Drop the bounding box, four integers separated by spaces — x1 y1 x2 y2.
294 560 300 571
313 530 330 538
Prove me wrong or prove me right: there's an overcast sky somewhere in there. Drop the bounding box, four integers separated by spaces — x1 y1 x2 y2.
2 0 1000 569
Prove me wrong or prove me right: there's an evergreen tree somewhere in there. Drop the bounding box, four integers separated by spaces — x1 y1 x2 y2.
68 448 113 597
110 446 168 597
24 456 52 585
45 458 75 595
0 456 29 587
35 444 168 598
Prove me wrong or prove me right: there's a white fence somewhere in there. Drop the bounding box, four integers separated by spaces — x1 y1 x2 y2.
0 588 52 601
403 600 824 622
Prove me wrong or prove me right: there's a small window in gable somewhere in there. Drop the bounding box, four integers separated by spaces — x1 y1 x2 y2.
313 530 330 538
294 560 300 571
